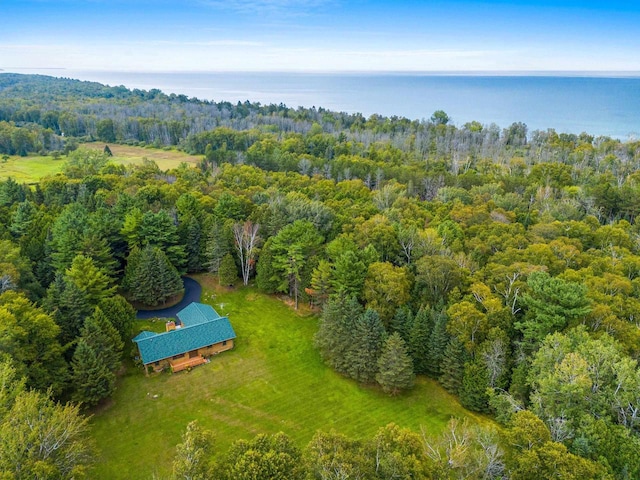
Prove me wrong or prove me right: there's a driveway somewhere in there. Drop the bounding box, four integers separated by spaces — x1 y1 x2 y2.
135 277 202 319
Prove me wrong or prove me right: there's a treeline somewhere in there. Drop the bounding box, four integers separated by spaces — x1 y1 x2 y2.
2 73 640 197
1 74 640 477
168 416 611 480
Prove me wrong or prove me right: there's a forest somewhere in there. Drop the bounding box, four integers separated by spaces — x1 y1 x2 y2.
1 73 640 479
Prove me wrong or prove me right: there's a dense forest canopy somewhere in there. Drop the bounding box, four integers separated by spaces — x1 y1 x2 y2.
1 73 640 478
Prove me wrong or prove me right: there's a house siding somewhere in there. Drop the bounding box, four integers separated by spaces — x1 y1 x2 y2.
146 339 234 373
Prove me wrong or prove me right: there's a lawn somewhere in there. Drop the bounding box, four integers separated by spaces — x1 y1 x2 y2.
90 274 486 479
0 144 200 183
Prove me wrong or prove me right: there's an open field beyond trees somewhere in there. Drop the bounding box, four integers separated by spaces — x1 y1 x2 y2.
90 274 485 479
0 143 199 182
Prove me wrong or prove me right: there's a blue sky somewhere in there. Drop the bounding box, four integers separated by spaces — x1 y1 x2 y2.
2 0 640 72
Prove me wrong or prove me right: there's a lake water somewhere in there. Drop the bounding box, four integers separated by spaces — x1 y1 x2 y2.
12 70 640 139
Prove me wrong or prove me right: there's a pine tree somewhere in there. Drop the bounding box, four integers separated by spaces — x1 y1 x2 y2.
408 307 433 375
255 240 278 293
65 254 115 306
80 308 123 373
44 273 93 346
459 360 490 412
315 295 362 375
183 215 203 272
439 338 467 394
310 259 333 306
425 309 449 378
218 253 238 286
71 338 116 406
205 218 229 274
390 306 414 344
124 244 183 306
347 308 387 384
98 295 136 344
376 332 415 395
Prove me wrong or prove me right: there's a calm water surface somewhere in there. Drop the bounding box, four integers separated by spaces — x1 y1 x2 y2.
13 70 640 139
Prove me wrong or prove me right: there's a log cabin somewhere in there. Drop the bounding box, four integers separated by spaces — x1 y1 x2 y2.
133 302 236 374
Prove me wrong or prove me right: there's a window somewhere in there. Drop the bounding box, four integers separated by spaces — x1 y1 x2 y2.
222 340 227 346
172 353 184 360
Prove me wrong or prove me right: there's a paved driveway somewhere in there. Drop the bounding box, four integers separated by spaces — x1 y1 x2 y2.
135 277 202 319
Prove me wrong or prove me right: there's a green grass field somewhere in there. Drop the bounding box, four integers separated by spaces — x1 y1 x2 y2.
90 274 486 479
0 155 65 183
0 144 200 183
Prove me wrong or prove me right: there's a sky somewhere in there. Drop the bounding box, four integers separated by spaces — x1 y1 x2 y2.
2 0 640 73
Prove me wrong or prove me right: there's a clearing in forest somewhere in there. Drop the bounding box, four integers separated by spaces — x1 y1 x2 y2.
90 274 486 479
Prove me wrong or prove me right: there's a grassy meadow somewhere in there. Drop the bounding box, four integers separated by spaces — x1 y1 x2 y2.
90 274 486 479
0 143 200 183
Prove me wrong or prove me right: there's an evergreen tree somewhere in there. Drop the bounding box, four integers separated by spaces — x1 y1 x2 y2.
517 271 591 349
347 309 387 384
98 295 136 344
255 240 278 292
459 360 491 413
49 203 90 272
218 253 238 287
65 254 115 305
408 307 433 375
439 338 467 394
0 177 27 207
315 295 362 375
44 273 93 346
376 333 415 395
123 244 183 306
71 338 115 407
80 308 123 374
332 250 367 299
390 306 414 344
425 309 449 378
310 259 333 306
183 215 204 272
205 218 229 274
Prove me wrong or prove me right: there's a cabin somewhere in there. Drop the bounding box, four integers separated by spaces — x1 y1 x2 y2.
133 302 236 374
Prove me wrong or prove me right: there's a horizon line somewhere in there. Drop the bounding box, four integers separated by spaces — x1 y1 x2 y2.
3 68 640 79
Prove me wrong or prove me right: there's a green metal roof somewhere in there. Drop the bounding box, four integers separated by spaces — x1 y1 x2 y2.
133 303 235 365
132 331 156 342
177 302 221 326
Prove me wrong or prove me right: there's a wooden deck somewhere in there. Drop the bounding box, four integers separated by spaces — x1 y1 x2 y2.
169 356 207 373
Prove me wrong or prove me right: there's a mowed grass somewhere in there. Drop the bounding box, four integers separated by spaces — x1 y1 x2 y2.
90 274 487 479
0 144 199 182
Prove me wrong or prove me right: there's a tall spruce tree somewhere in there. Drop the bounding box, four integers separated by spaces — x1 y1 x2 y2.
347 308 387 384
44 273 93 346
459 360 491 413
425 309 449 378
71 338 115 407
98 295 136 344
315 295 362 375
390 306 414 344
439 338 467 394
376 332 415 395
218 253 238 286
205 218 230 274
408 307 433 375
80 308 123 373
123 244 183 306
